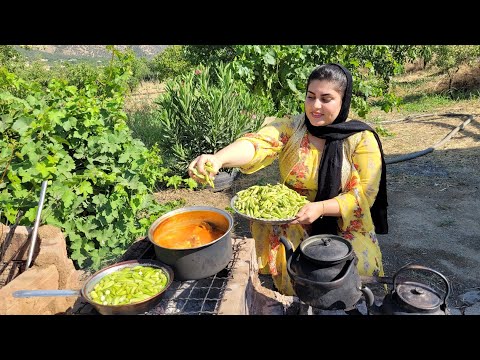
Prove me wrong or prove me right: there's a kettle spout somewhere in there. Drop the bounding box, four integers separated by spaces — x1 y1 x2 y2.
360 286 381 315
279 236 293 262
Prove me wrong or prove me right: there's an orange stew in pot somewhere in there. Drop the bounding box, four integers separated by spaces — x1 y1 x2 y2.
152 211 229 249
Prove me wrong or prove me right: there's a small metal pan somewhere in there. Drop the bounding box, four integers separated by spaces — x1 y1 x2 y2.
13 259 174 315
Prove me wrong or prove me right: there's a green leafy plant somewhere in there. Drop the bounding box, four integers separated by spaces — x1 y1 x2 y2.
149 45 192 82
152 62 275 178
184 45 423 118
431 45 480 96
0 47 182 271
375 125 395 138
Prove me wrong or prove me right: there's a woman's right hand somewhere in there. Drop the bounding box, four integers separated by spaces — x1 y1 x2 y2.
188 154 223 183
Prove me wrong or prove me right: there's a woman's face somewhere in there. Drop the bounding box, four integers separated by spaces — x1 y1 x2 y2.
304 79 343 127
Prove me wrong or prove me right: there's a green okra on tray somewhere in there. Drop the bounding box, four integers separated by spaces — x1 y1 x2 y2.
234 183 309 220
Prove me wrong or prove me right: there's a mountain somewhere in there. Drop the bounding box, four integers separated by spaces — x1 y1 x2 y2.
16 45 168 60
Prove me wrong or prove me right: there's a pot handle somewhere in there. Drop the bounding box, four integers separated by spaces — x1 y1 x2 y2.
13 289 81 298
393 264 451 307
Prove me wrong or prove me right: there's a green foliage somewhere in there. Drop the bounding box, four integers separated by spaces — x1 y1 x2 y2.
0 48 181 271
375 125 395 138
183 46 236 66
432 45 480 72
128 55 152 89
431 45 480 95
168 45 429 118
126 108 166 148
9 45 151 92
62 62 104 89
0 46 23 70
414 45 435 68
232 45 313 116
14 60 52 87
126 109 201 190
230 45 410 118
149 46 192 82
152 63 275 178
14 46 143 96
11 58 105 92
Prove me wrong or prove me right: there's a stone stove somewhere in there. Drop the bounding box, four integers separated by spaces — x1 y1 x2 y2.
72 236 297 315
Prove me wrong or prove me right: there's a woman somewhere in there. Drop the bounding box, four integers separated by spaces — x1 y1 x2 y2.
188 63 388 296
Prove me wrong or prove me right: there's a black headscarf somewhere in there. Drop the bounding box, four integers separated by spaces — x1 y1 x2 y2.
305 63 388 235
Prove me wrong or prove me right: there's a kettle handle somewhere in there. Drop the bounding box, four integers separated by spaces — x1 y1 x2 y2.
279 236 294 261
393 264 451 307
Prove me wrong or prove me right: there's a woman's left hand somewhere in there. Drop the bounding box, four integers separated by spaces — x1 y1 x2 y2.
291 202 324 225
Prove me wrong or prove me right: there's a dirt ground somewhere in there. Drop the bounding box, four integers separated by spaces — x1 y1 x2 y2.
155 108 480 309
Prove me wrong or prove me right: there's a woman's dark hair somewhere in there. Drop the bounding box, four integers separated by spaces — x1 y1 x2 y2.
306 64 347 97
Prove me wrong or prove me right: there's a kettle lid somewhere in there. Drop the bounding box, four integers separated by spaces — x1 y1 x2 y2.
396 282 442 310
300 235 352 263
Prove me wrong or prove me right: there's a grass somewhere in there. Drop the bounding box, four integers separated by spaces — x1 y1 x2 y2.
126 107 162 149
393 76 433 89
354 62 480 122
395 94 454 113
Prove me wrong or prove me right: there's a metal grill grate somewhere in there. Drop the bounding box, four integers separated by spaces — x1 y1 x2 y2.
146 268 232 315
72 237 240 315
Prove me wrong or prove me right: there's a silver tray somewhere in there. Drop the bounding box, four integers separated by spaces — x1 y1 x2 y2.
230 195 297 225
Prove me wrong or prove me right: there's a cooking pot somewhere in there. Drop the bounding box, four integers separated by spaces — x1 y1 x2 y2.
12 259 174 315
280 235 370 310
147 206 233 281
362 264 451 315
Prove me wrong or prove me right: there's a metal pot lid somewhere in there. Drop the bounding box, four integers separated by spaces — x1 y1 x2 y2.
300 235 352 263
396 282 442 310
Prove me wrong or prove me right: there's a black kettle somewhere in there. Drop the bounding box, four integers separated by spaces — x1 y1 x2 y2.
362 264 451 315
280 235 370 311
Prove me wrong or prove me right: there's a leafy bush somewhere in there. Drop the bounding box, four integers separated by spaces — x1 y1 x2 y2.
0 48 182 270
149 46 192 82
14 60 53 87
0 46 24 72
154 45 439 118
430 45 480 95
11 59 105 92
62 62 104 89
127 55 152 89
183 46 236 66
152 63 275 177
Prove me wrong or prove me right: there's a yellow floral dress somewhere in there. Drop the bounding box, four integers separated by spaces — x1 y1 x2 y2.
237 115 384 295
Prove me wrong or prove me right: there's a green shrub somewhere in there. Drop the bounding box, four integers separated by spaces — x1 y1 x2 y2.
62 62 104 89
15 60 53 87
12 60 105 93
0 49 182 271
128 56 152 89
183 46 237 66
152 63 275 177
0 46 23 71
149 46 192 82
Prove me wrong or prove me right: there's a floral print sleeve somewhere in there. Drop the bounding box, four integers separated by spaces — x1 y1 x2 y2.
236 117 293 174
335 130 382 233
